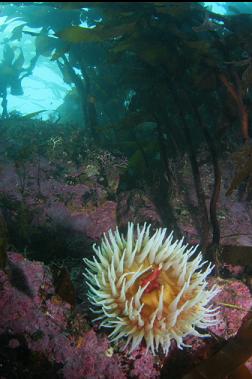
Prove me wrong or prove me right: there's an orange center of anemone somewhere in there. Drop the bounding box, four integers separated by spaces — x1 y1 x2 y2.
139 266 162 293
121 261 179 325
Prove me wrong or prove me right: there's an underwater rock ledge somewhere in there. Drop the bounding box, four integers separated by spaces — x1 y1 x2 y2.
0 251 252 378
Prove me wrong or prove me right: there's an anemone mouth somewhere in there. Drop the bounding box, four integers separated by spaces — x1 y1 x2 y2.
84 222 220 355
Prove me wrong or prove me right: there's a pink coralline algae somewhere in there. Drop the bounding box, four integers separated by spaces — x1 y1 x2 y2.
179 278 252 377
0 253 70 355
0 252 127 379
208 278 252 339
2 254 251 378
128 347 160 379
84 200 117 240
61 329 126 379
207 278 252 374
0 159 118 243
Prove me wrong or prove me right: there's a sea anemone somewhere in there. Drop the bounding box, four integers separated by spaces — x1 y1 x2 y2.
84 223 219 355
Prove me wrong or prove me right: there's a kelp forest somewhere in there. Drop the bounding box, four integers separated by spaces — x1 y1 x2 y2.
0 2 252 379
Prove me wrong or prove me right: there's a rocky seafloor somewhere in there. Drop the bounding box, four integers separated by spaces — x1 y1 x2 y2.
1 148 252 378
0 251 252 378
